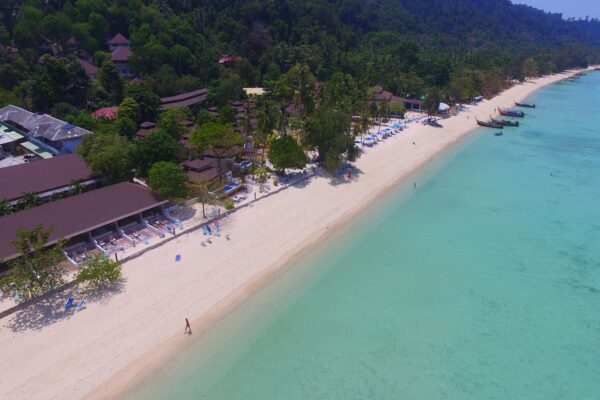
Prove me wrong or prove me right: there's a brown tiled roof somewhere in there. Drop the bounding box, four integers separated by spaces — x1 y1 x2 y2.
160 88 208 110
201 146 243 159
181 159 212 171
0 182 167 261
109 33 130 45
139 121 156 129
0 154 94 202
111 47 131 62
186 168 220 184
78 59 98 76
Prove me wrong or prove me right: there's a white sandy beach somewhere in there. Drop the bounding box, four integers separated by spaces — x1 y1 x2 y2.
0 69 588 400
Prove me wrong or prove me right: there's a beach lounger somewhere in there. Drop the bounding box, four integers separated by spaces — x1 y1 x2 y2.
175 254 181 262
76 300 86 311
65 297 74 310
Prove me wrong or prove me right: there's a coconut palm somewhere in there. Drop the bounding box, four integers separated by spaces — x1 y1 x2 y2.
20 192 41 209
69 179 84 195
0 199 13 216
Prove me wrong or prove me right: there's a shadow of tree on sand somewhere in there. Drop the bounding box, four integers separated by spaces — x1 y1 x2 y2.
5 278 126 333
329 164 364 186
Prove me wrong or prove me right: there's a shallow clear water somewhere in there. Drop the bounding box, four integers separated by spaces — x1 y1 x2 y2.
128 73 600 400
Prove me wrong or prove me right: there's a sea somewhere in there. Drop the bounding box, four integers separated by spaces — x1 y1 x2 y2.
127 72 600 399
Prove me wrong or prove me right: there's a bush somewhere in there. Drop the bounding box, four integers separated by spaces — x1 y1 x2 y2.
224 198 234 210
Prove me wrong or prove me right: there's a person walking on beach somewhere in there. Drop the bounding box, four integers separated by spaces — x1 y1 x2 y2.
185 318 192 335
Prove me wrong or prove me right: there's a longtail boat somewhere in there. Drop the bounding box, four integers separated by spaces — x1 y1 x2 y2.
491 116 519 127
477 118 503 129
498 107 525 117
514 101 535 108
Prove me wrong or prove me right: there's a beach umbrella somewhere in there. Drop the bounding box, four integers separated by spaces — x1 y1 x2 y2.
438 102 450 112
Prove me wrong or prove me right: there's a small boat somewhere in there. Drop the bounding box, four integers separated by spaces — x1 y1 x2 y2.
498 107 525 117
514 101 536 108
494 131 503 136
476 118 503 129
491 116 519 127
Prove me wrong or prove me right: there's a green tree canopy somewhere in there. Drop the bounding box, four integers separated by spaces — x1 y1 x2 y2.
76 255 122 288
148 161 188 199
133 130 181 177
156 108 187 140
77 132 133 183
303 106 359 173
268 135 308 173
0 225 66 301
189 122 244 159
118 97 140 121
125 83 161 122
98 60 123 100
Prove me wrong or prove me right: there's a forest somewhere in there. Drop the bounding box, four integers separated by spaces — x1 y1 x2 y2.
0 0 599 179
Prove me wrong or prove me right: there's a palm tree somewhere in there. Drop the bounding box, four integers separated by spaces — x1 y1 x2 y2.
69 179 84 195
0 199 13 216
20 192 41 209
256 100 281 163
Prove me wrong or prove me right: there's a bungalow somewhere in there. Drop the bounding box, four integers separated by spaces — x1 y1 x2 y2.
108 33 130 52
108 34 134 77
181 159 220 185
0 105 92 156
159 88 208 110
111 47 133 78
218 54 241 64
91 106 118 119
134 121 156 140
66 37 78 53
37 35 58 55
370 86 422 112
78 58 98 80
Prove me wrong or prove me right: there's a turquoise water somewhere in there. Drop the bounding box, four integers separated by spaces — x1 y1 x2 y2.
128 73 600 400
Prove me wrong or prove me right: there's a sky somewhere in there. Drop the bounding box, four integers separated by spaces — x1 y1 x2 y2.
517 0 600 19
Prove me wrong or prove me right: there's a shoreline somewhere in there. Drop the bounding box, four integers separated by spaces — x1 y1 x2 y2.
0 68 590 400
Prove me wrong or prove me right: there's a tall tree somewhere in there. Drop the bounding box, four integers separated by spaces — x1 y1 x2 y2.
156 108 187 140
0 225 66 301
98 60 123 100
133 130 181 177
303 106 360 173
78 132 133 183
19 192 41 209
268 135 308 173
189 122 244 160
148 161 188 199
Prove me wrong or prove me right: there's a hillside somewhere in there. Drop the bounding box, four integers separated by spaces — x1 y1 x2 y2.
0 0 599 117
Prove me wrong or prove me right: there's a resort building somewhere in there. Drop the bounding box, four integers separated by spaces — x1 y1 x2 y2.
159 88 208 110
111 47 133 77
134 121 156 140
181 159 220 185
0 182 170 264
0 105 92 157
91 106 118 119
77 58 99 80
108 34 133 77
370 86 423 112
0 121 25 156
108 33 130 51
0 153 96 205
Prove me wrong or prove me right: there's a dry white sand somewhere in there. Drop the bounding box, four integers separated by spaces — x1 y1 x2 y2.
0 70 588 400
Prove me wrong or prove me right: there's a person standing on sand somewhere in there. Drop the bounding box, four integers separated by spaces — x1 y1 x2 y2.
185 318 192 335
